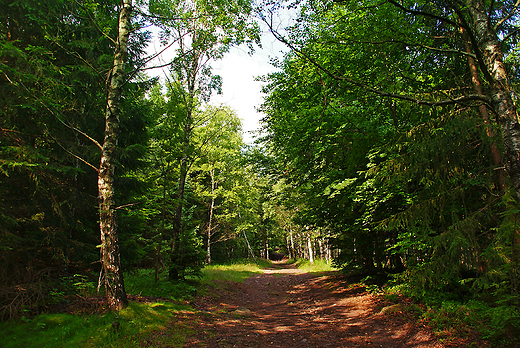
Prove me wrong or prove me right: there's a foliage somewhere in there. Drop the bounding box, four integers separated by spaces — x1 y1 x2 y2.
295 259 336 273
168 226 206 280
0 261 269 348
125 269 198 300
257 0 520 332
0 299 190 348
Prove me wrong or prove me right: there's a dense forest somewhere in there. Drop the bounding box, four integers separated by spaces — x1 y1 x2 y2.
1 0 519 340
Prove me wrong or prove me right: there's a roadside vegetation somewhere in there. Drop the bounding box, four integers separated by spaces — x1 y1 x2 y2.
0 261 269 348
1 260 518 347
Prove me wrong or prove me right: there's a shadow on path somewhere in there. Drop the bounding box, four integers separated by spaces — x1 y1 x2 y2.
182 262 443 348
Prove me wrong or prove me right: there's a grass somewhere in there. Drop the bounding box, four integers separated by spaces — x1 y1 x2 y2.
294 259 338 273
0 269 197 348
421 299 520 345
125 269 198 300
382 283 520 346
0 300 191 348
0 261 268 348
200 260 266 284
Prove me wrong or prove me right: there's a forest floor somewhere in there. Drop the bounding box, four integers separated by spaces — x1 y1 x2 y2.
149 262 486 348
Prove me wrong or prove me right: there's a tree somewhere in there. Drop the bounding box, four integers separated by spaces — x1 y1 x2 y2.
149 0 259 278
97 0 132 311
0 0 155 314
262 0 519 196
259 0 520 299
192 106 243 264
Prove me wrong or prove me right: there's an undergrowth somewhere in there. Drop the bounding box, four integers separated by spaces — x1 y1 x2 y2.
382 283 520 346
125 269 198 300
0 259 340 347
200 260 266 284
0 301 191 348
0 270 194 348
0 261 270 347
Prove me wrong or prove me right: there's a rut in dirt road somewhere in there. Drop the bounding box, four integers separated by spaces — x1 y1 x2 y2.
183 263 444 348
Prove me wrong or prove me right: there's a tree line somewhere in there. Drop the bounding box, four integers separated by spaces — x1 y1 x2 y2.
259 0 520 316
0 0 268 316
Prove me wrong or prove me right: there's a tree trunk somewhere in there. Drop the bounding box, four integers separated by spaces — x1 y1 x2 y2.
465 0 520 199
243 229 257 262
286 232 293 259
169 116 191 280
98 0 131 311
326 239 332 263
461 23 507 192
172 151 188 247
307 235 314 265
155 169 167 282
265 236 269 260
170 62 196 278
206 169 216 264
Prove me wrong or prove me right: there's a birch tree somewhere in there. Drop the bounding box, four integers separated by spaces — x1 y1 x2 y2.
98 0 132 311
263 0 520 197
193 106 243 264
150 0 259 278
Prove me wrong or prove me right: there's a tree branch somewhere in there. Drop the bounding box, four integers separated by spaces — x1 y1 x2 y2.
54 115 103 150
263 14 491 108
494 0 520 31
386 0 460 27
451 3 495 85
52 138 99 172
324 38 477 59
73 0 117 45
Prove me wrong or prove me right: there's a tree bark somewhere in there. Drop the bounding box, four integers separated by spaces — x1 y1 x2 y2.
307 235 314 265
290 232 295 258
462 31 507 192
206 168 216 264
155 168 167 282
169 117 190 280
98 0 131 311
465 0 520 199
170 44 198 278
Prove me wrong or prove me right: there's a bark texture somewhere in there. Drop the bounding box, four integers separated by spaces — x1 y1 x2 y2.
206 168 216 264
98 0 131 311
465 0 520 199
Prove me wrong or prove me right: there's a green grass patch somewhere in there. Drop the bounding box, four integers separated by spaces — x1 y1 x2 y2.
383 282 520 346
295 259 337 273
422 300 520 345
125 269 198 300
0 270 198 348
200 261 265 284
0 301 191 348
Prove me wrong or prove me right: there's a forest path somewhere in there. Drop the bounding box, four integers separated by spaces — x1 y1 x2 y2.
179 262 444 348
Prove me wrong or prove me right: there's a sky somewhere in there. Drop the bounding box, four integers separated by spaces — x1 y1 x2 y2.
146 15 291 145
210 31 288 144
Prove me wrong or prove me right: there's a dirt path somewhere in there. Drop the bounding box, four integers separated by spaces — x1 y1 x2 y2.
181 263 446 347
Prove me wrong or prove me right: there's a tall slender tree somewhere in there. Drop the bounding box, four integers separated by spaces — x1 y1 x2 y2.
97 0 132 311
149 0 259 278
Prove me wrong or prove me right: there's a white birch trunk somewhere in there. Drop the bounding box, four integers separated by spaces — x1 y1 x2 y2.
307 236 314 265
98 0 131 311
206 169 216 264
